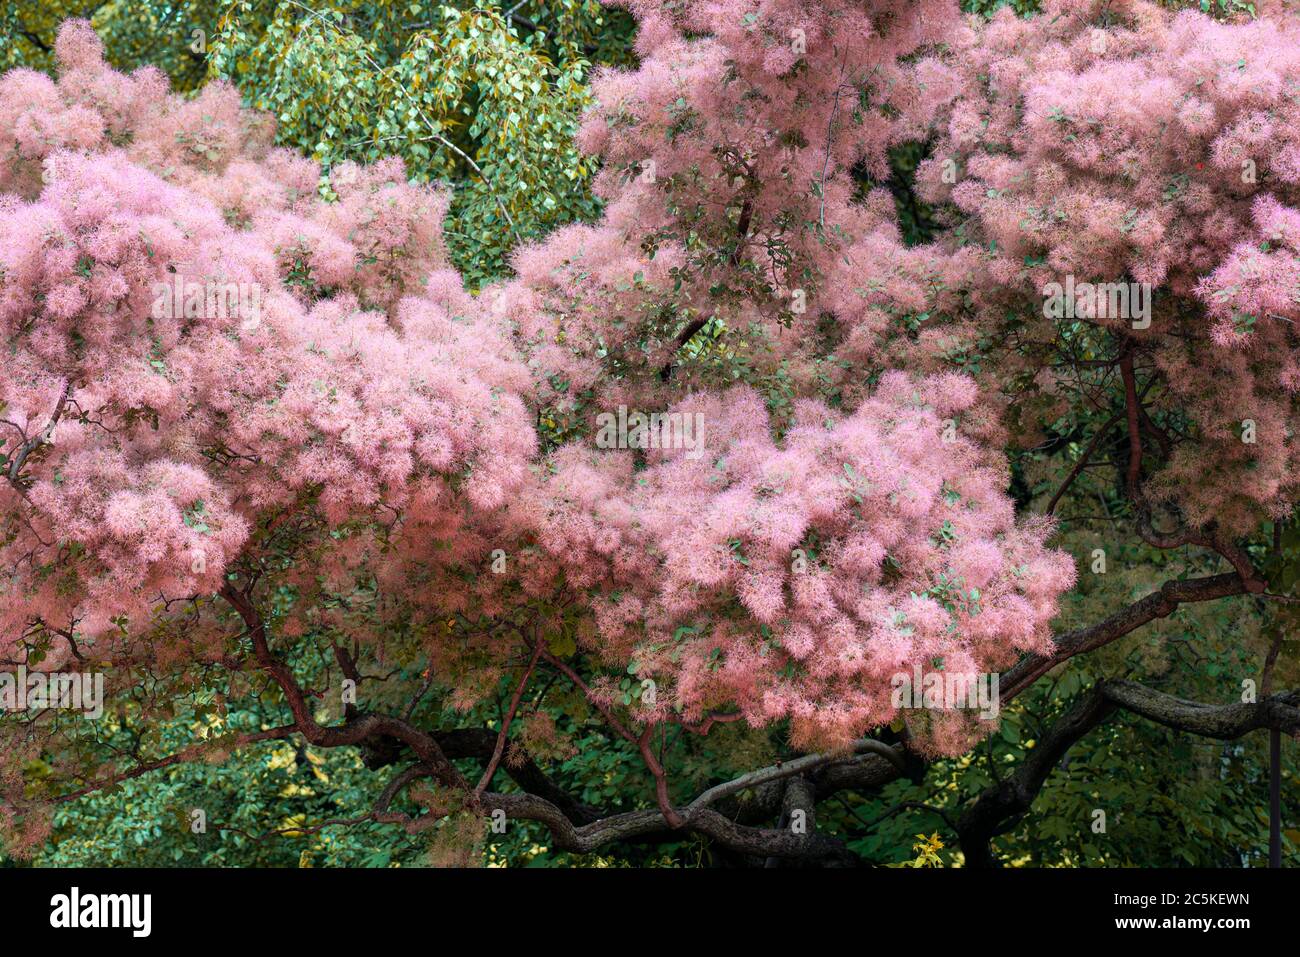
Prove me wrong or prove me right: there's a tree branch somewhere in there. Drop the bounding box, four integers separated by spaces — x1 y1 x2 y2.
999 573 1248 701
957 680 1300 867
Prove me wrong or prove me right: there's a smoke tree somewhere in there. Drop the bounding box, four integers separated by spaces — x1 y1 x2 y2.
0 0 1297 866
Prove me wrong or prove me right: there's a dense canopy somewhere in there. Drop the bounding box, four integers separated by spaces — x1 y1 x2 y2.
0 0 1297 867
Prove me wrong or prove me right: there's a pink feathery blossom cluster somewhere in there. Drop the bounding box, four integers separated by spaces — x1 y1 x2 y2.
468 0 1075 752
519 379 1072 752
492 0 969 411
0 23 534 647
913 0 1300 530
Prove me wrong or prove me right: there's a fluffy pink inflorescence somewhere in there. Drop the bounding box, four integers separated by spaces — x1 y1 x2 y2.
517 380 1072 752
473 0 1075 752
0 23 534 646
913 0 1300 530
